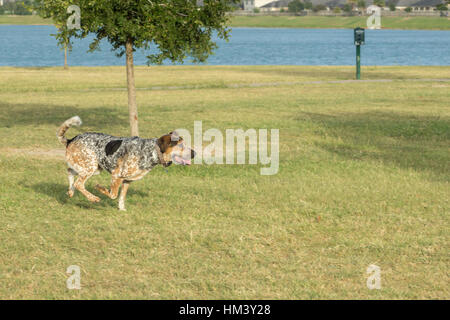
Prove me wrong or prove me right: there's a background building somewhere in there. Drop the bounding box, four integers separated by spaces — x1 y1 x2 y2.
243 0 275 11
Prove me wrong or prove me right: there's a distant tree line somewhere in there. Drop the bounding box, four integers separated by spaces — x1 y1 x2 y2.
436 2 448 11
0 0 33 15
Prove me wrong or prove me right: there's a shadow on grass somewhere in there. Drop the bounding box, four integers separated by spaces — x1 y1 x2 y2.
299 111 449 180
0 102 126 129
238 67 358 80
32 182 148 209
239 67 441 81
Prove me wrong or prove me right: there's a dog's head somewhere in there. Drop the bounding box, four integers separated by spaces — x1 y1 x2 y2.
157 131 196 166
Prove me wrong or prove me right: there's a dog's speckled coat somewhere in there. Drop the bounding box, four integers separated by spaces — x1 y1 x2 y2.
57 116 193 210
69 133 161 173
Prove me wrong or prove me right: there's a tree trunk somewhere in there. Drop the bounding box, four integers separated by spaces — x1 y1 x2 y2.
125 38 139 136
64 43 68 70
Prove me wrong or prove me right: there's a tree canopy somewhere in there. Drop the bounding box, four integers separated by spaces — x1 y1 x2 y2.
34 0 238 65
288 0 305 13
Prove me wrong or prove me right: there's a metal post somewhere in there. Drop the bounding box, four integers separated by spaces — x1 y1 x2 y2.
356 44 361 80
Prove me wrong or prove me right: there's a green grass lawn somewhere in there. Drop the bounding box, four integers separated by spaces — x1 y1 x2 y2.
0 15 51 25
0 66 449 299
1 14 449 30
230 15 450 30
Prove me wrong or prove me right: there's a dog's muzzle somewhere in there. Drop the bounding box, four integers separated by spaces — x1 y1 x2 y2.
172 148 196 166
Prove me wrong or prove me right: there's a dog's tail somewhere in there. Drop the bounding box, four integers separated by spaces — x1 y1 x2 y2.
57 116 82 146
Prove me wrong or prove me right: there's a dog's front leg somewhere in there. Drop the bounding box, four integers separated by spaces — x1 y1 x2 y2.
118 181 131 211
95 177 123 200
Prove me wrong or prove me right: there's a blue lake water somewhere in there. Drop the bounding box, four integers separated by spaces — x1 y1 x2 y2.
0 25 449 66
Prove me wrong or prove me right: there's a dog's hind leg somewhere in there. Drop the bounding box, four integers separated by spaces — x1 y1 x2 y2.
66 142 100 202
74 173 100 203
67 168 78 198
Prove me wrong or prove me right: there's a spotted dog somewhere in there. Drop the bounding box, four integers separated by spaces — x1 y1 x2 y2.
57 116 195 211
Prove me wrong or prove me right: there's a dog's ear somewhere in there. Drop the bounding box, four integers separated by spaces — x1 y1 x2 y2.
157 135 170 154
157 133 178 153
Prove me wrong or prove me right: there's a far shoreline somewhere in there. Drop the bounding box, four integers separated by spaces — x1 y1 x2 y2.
0 14 449 30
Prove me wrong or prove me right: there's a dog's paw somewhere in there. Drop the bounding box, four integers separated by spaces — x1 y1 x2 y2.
89 195 101 203
67 190 74 198
95 184 110 196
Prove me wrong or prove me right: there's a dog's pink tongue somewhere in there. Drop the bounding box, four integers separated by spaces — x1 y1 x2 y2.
174 155 191 165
